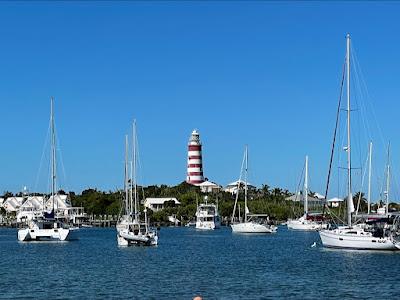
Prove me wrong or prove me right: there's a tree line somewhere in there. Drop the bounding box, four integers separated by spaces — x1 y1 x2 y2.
2 182 398 223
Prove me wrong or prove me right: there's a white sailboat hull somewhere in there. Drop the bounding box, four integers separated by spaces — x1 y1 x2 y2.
287 219 327 231
117 229 158 246
116 222 128 233
116 220 158 246
231 222 277 233
319 227 398 250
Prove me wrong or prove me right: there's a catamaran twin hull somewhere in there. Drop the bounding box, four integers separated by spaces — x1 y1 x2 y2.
17 227 75 242
231 222 277 234
319 229 398 250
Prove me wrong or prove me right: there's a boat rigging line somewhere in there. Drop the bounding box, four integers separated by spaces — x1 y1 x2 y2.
323 60 346 217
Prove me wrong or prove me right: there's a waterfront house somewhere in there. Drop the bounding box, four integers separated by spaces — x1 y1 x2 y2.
285 192 325 205
144 198 180 212
2 197 24 213
199 180 221 193
327 197 344 208
45 195 86 224
21 196 44 210
224 180 255 195
16 196 45 222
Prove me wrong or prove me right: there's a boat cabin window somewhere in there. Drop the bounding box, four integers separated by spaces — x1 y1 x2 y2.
42 223 52 229
130 224 140 231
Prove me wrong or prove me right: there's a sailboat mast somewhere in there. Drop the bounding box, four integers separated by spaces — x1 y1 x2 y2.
346 34 353 227
304 155 308 215
231 182 240 223
129 161 133 217
385 143 390 216
51 97 56 213
244 145 248 222
133 120 138 223
231 147 245 223
124 135 129 215
367 142 372 214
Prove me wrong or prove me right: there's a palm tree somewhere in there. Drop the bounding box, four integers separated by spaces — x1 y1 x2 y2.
353 191 367 212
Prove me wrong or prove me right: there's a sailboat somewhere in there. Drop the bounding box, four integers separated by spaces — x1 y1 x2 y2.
287 156 327 231
319 34 399 250
356 142 389 218
116 121 158 246
18 98 74 242
231 146 277 234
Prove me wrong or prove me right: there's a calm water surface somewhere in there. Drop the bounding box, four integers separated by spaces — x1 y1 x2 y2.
0 226 399 299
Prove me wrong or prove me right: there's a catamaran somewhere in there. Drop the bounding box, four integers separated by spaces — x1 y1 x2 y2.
18 98 75 242
287 156 327 231
231 146 277 234
116 121 158 246
319 34 400 250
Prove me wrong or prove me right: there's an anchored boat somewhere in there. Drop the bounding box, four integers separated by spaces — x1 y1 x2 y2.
116 121 158 246
231 146 277 234
287 156 327 231
195 200 221 230
18 98 74 242
319 34 399 250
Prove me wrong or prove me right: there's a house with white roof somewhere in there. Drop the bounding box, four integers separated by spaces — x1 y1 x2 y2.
314 192 325 200
45 194 70 210
43 194 86 224
285 192 323 203
199 180 221 193
16 196 46 222
224 180 255 195
2 197 24 213
327 197 344 208
144 198 180 212
46 194 85 222
21 196 45 210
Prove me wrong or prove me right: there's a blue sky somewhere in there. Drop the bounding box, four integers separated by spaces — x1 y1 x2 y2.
1 2 400 200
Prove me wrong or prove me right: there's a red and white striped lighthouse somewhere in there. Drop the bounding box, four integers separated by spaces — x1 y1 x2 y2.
186 129 205 185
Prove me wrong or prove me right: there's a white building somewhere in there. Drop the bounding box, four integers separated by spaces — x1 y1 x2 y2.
2 197 24 213
224 180 255 195
144 198 180 212
314 192 325 200
45 194 70 210
45 194 86 224
22 196 45 210
327 197 344 208
285 193 323 203
199 180 221 193
16 196 45 222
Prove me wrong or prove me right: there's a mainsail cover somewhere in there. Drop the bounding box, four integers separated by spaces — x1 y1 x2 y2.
44 209 55 219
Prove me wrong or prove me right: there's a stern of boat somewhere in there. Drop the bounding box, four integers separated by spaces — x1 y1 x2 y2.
117 234 129 246
17 228 31 242
58 228 73 241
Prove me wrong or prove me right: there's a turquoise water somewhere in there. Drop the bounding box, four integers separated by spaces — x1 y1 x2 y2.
0 226 399 299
